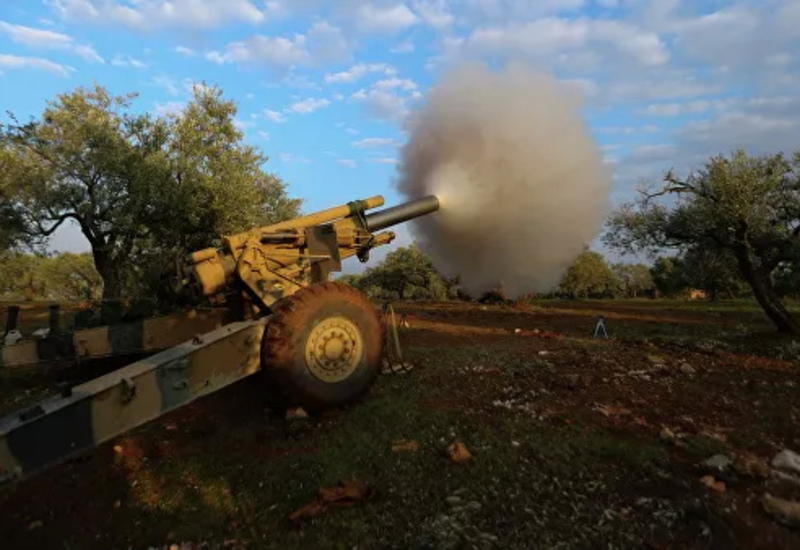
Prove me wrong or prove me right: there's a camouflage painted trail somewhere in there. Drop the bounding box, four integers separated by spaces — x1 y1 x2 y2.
1 309 228 368
0 318 267 482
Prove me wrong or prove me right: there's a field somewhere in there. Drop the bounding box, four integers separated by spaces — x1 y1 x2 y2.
1 299 799 549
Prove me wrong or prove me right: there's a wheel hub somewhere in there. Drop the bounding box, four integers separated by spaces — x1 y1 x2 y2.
305 316 363 382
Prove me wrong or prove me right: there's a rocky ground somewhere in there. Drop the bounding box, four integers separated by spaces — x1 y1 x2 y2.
0 299 799 549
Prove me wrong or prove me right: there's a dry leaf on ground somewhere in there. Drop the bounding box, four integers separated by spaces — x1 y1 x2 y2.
289 481 372 525
699 475 726 493
447 441 472 463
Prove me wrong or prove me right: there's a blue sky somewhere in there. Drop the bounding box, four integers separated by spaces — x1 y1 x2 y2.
1 0 799 268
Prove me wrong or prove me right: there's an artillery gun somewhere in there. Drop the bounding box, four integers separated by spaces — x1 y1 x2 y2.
0 194 439 482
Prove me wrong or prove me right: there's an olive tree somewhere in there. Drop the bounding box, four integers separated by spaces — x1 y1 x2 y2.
606 150 800 333
1 84 300 301
649 256 688 297
558 250 619 298
680 247 748 300
612 263 654 298
0 252 102 301
342 245 456 301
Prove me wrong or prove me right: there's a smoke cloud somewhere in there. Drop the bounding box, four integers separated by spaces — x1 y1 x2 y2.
397 63 612 297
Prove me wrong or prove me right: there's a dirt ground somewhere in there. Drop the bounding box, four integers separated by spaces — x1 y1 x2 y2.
1 299 799 549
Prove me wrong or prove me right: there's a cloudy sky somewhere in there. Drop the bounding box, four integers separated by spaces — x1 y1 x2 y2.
1 0 799 263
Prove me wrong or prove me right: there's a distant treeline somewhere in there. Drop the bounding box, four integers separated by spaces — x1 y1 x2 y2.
0 251 102 302
339 245 800 303
3 244 778 304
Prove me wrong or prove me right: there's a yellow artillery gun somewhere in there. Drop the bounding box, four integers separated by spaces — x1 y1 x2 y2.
0 194 439 482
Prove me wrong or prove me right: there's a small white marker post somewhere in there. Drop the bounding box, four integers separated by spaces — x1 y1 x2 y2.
593 315 608 338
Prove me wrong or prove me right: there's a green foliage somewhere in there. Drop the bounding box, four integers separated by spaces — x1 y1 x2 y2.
1 84 300 303
339 245 457 301
612 263 654 298
649 256 687 297
0 251 101 301
680 247 748 300
774 263 800 298
0 252 46 300
558 250 619 298
649 251 746 300
605 149 800 332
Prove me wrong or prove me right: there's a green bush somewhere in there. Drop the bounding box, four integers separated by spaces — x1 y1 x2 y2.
338 245 458 301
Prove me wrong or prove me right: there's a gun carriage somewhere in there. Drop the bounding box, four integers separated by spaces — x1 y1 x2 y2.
0 194 439 481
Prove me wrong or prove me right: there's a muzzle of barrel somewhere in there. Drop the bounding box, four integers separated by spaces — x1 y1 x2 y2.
364 195 439 232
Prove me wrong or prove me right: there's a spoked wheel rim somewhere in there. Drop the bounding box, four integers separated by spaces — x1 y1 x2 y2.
304 316 364 382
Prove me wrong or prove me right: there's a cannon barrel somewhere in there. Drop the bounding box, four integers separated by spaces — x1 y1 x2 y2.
365 195 439 232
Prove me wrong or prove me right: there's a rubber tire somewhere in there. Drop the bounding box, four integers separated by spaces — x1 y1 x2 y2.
262 282 384 411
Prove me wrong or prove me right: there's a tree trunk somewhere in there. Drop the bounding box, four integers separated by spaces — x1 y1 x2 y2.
93 249 122 300
735 249 799 333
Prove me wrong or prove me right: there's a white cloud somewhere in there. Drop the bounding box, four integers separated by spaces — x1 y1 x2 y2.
72 44 103 62
467 17 669 67
411 0 454 28
175 46 195 56
152 74 180 95
597 125 661 135
280 152 311 163
0 21 72 48
51 0 272 30
352 87 410 122
286 97 330 114
638 96 799 119
678 110 800 155
368 157 398 164
208 35 309 66
337 158 358 168
352 137 399 148
606 76 722 101
325 63 395 84
264 109 287 123
349 72 421 123
205 51 226 64
233 118 254 131
612 94 800 193
0 53 73 77
675 6 763 70
629 144 676 162
258 130 270 140
373 77 417 91
0 20 103 62
355 3 419 33
208 21 348 69
304 21 350 64
461 0 586 21
110 54 146 69
282 71 320 89
154 101 185 116
639 1 800 83
639 99 735 117
390 39 415 53
558 77 599 100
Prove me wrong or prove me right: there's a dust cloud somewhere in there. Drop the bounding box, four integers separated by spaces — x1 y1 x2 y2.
397 63 612 297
